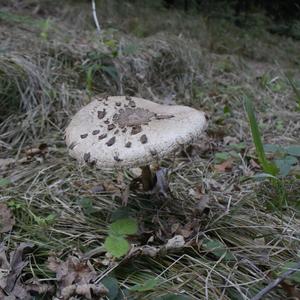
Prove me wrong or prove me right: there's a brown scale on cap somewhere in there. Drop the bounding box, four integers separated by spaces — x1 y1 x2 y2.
80 133 88 139
140 134 148 144
114 129 119 135
114 155 123 162
106 136 116 147
108 124 116 131
131 125 142 135
98 109 106 119
92 130 100 135
98 133 107 140
115 107 155 128
69 142 77 150
125 96 132 101
116 102 121 106
125 141 132 148
104 119 109 124
150 149 157 156
112 113 118 122
122 128 127 133
83 152 90 162
129 100 136 108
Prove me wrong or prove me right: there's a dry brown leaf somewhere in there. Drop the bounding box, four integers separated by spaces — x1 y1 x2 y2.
250 158 261 170
0 243 34 299
102 180 121 194
0 203 15 233
25 280 54 295
47 255 108 299
214 158 234 172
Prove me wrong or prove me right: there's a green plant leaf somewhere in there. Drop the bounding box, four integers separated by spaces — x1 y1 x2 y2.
244 97 278 176
214 152 230 163
263 144 285 153
229 143 246 151
275 156 298 176
285 73 300 109
285 145 300 157
129 278 159 292
101 65 119 83
101 277 120 300
104 235 130 258
109 218 138 236
202 239 234 261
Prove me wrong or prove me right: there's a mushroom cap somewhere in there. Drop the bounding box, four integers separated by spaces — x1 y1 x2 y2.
65 96 207 168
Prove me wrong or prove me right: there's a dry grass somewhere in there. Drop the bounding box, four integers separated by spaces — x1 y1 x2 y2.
0 1 300 299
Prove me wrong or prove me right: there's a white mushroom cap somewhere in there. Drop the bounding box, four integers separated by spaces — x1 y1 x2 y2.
65 96 207 168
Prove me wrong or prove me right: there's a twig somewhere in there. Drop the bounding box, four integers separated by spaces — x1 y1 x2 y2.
91 0 101 34
251 261 300 300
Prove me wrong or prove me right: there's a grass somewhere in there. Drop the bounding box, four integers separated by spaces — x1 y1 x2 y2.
0 1 300 299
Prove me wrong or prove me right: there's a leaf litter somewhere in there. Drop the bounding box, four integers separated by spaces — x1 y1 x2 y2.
47 254 108 299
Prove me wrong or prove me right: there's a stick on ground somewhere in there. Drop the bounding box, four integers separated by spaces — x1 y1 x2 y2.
252 261 300 300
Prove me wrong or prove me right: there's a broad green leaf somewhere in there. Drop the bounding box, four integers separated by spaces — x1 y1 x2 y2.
263 144 285 153
229 143 246 151
0 178 11 187
101 277 120 300
215 152 230 163
129 278 159 292
285 145 300 157
104 235 129 258
109 218 138 236
229 150 239 159
158 293 193 300
275 156 298 176
278 261 300 283
202 239 234 261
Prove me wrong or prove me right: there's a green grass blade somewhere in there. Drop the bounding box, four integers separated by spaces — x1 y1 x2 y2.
244 97 278 175
285 73 300 109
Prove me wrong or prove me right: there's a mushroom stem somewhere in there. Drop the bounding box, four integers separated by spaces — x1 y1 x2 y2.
140 165 154 191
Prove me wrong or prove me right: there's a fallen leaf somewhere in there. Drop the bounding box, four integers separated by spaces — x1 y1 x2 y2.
61 283 108 300
250 158 261 170
214 158 234 172
0 243 34 299
25 279 54 295
0 203 15 233
47 254 108 299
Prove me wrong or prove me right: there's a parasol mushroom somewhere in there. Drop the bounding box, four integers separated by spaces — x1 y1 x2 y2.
65 96 207 191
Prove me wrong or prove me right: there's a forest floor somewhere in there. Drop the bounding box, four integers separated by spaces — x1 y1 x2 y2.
0 1 300 299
